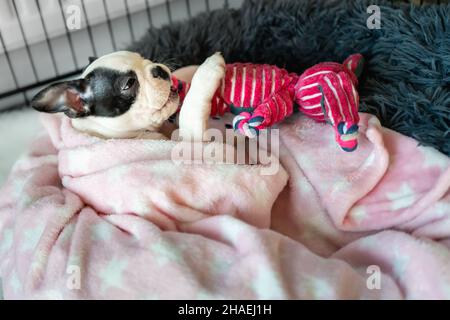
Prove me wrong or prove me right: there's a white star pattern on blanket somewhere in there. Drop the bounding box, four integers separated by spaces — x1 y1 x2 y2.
100 257 128 292
392 248 412 280
301 276 334 299
386 183 417 211
0 229 13 255
419 146 449 170
91 222 114 242
22 224 45 252
151 240 184 267
349 206 368 224
9 270 21 295
252 266 285 300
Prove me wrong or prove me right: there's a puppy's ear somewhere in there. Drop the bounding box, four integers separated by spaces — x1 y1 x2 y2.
31 79 91 118
88 56 98 64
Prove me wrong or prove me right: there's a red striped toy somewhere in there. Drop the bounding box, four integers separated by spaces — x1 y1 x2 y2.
171 54 364 152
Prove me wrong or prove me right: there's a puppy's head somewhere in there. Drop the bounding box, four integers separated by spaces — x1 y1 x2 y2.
31 51 179 138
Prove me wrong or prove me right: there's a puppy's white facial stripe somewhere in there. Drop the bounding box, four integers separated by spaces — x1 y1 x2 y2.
81 86 93 101
82 51 150 77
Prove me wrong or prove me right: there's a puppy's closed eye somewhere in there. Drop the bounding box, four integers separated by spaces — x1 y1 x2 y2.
118 76 138 96
122 77 136 91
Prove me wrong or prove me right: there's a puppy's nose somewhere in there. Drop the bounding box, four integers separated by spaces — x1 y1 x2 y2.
151 66 169 80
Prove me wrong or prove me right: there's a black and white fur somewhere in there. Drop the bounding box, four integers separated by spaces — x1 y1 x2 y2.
32 51 225 141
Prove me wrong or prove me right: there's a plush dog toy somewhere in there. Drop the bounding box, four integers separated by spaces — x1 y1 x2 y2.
31 51 363 151
173 53 364 152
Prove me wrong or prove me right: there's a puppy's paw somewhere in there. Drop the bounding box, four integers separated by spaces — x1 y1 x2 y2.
203 52 226 73
194 52 226 87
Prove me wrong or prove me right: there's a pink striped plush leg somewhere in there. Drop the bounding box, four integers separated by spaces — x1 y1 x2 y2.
317 71 360 152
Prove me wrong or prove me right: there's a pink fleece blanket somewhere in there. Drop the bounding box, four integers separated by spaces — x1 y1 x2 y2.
0 112 449 300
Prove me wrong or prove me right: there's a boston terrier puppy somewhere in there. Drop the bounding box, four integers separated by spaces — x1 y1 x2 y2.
31 51 225 140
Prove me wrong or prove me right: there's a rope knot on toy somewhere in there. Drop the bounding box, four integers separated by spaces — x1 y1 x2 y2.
335 121 359 152
232 112 265 139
